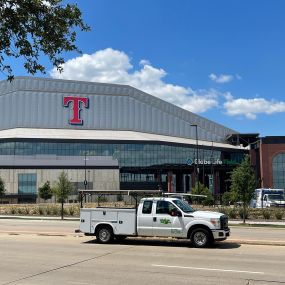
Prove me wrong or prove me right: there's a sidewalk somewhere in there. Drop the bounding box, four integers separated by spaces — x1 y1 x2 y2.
0 214 79 221
229 219 285 226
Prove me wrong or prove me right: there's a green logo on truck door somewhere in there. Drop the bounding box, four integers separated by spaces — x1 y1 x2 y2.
160 218 171 224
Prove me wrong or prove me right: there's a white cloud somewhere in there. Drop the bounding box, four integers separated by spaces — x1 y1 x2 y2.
224 97 285 119
209 73 233 83
209 73 235 83
50 48 222 113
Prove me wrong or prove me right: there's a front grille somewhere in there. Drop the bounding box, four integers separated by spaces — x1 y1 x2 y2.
220 215 228 230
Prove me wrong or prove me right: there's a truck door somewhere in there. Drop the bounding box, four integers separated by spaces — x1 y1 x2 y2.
137 200 154 236
153 201 183 237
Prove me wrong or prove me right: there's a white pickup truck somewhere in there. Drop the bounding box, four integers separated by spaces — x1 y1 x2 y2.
79 196 230 248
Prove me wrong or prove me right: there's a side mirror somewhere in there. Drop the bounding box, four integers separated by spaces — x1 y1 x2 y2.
170 209 182 217
176 210 182 217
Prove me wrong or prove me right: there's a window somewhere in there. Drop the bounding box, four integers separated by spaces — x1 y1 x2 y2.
272 153 285 188
156 201 176 215
18 173 37 194
142 201 153 214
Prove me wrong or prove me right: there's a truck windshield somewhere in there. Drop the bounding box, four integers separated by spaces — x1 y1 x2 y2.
267 194 284 200
173 199 194 213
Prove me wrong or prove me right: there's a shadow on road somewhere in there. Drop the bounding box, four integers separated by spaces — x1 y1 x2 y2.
83 237 241 249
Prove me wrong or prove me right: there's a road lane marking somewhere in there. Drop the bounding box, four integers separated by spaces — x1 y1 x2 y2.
152 264 264 275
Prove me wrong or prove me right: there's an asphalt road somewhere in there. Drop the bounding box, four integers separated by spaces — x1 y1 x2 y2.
0 219 285 244
0 234 285 285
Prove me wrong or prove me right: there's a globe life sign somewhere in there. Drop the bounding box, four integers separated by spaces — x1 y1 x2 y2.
186 158 222 165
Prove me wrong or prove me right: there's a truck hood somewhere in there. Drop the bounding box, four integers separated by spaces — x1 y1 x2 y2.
190 211 224 219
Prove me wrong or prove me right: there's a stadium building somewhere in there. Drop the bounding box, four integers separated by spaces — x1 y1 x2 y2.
0 77 247 203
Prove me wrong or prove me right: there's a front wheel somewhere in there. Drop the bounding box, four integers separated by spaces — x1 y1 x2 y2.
190 228 212 248
96 226 113 244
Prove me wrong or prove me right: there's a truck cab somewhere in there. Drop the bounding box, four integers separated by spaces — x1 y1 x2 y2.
263 194 285 208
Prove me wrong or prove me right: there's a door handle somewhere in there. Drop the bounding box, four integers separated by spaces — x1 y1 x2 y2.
153 217 157 222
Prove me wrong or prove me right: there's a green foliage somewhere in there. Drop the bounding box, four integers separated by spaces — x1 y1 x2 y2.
0 0 90 80
53 172 74 203
0 176 6 197
52 171 74 219
95 196 108 203
221 191 233 206
38 206 46 215
9 206 17 215
229 155 256 205
192 182 214 206
274 209 284 220
217 206 229 216
38 181 53 201
238 207 249 219
262 210 271 220
228 208 238 219
51 205 60 216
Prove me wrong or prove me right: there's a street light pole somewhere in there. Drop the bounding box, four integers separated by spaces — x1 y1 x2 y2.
84 152 87 195
80 153 88 208
191 124 199 193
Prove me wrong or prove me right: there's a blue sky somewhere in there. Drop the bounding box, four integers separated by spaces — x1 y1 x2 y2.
3 0 285 136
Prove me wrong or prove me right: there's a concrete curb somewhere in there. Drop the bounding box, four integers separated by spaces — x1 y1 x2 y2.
225 239 285 246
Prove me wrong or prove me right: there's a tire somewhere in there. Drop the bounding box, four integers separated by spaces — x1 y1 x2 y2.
115 235 127 242
96 226 113 244
190 228 212 248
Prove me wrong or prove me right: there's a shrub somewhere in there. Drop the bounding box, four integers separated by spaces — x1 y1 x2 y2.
38 206 46 215
68 205 79 216
46 205 52 215
52 205 60 216
17 207 23 215
262 210 271 220
95 196 108 203
9 206 17 215
63 207 69 216
249 209 259 219
274 209 284 220
23 206 30 215
228 208 237 219
217 206 229 216
238 208 249 219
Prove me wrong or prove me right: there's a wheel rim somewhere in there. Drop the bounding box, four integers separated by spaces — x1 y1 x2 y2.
99 228 111 242
193 231 207 246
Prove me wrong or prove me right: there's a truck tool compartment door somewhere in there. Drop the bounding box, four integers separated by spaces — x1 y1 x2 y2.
79 209 91 233
153 201 183 237
91 209 118 234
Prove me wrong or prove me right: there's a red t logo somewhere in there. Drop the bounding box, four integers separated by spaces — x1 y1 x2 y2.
63 96 89 125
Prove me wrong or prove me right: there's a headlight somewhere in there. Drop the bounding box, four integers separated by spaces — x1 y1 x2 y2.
210 218 221 229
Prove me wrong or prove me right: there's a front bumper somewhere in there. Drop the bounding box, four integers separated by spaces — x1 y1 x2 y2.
212 228 230 241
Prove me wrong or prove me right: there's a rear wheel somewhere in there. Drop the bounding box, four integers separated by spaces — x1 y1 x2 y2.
190 228 212 248
96 226 113 244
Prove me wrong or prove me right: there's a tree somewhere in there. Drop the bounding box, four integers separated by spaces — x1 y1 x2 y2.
0 0 90 80
229 155 256 223
192 182 214 206
38 181 52 201
53 171 74 219
0 176 5 202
